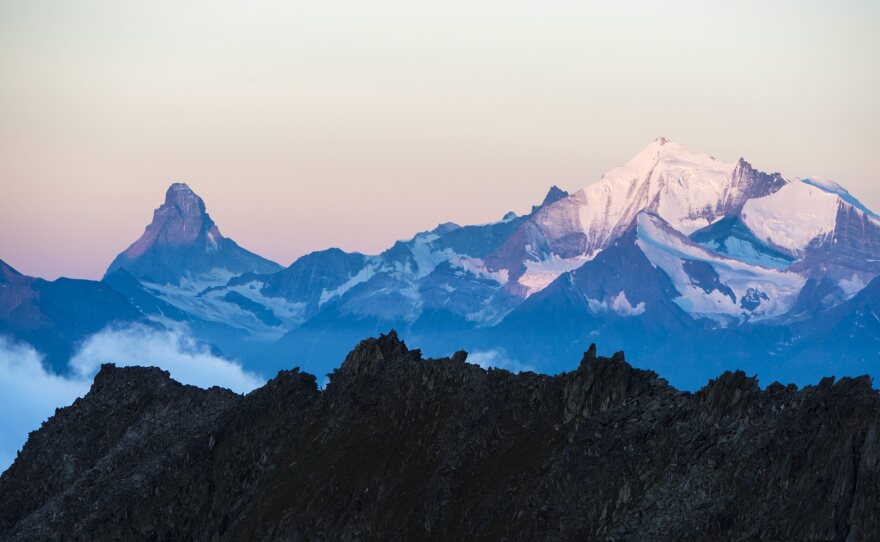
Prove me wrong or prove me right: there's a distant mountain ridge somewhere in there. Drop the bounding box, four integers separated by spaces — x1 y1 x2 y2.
3 139 879 387
0 259 145 371
485 138 788 295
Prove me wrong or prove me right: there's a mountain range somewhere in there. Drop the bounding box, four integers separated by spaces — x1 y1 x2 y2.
2 333 878 540
2 138 878 388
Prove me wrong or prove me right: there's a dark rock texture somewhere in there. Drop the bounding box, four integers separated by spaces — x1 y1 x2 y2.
1 332 879 541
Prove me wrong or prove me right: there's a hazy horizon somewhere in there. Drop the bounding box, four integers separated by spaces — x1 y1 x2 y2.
2 1 879 280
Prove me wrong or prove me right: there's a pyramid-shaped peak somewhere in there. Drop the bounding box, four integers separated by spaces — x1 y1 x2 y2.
163 182 207 215
165 182 198 199
117 183 218 261
105 182 281 283
167 181 194 194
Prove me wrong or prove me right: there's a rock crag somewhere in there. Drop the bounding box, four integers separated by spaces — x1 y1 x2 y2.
1 332 878 541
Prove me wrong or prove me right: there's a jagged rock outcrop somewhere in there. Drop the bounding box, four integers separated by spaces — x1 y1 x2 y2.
1 332 878 541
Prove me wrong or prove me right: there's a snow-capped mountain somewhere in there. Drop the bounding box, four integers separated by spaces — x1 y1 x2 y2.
59 139 877 386
693 176 880 310
105 183 281 285
101 183 289 343
481 138 789 296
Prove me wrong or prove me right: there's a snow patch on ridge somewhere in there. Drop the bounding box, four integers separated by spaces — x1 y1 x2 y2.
839 274 867 299
587 291 646 316
406 233 459 279
635 213 805 322
576 138 739 245
741 180 839 256
320 264 378 305
519 253 596 296
206 230 219 251
718 237 792 270
802 178 880 220
224 281 307 325
142 269 305 339
453 257 509 285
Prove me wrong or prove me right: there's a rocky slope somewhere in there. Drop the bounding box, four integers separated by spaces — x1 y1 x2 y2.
2 333 878 541
105 183 281 286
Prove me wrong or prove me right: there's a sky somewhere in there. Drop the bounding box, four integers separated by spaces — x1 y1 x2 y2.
1 0 879 280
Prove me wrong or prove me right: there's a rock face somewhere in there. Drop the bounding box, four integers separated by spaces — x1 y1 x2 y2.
105 183 280 285
2 332 878 541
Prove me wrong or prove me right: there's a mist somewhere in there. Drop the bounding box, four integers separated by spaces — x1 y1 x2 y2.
0 324 264 473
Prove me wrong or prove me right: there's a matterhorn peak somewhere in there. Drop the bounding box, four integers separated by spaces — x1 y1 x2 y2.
104 182 280 284
127 182 218 254
163 182 208 218
167 181 195 195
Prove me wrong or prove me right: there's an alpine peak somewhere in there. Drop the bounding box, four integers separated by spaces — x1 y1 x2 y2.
163 182 208 218
621 138 726 176
104 182 281 284
123 183 219 258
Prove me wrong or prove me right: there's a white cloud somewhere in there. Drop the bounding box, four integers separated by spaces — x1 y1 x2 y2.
0 324 265 474
467 349 535 373
587 291 646 316
69 324 263 394
0 336 91 473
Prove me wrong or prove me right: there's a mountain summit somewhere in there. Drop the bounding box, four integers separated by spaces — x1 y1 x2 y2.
105 183 280 285
79 141 880 388
573 138 787 245
484 139 788 295
122 183 219 257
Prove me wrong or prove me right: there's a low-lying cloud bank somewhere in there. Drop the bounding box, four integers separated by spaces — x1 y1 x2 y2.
0 324 264 473
468 349 535 374
69 324 263 393
0 337 91 472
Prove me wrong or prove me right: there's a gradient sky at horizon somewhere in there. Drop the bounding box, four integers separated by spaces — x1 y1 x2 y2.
1 0 879 280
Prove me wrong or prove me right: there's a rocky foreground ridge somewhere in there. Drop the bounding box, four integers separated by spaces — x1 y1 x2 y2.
1 333 878 541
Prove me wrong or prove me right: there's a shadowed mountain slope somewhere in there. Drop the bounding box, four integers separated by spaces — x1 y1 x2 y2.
0 259 145 371
2 333 878 541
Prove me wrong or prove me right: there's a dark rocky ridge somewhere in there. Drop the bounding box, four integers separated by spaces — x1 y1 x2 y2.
1 333 878 541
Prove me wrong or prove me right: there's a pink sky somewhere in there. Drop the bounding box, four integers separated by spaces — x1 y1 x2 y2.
2 1 879 280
